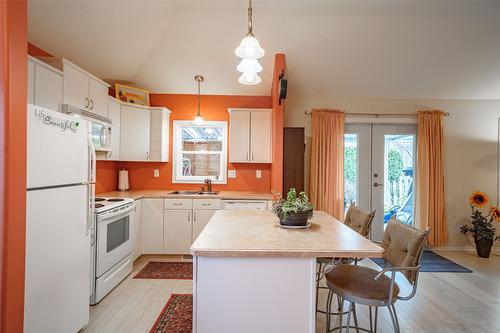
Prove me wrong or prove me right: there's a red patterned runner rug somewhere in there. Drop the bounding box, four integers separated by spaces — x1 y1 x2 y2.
150 294 193 333
134 262 193 280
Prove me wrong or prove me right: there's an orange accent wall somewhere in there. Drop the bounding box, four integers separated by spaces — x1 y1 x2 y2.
1 1 27 332
28 42 52 57
96 94 273 193
271 54 286 194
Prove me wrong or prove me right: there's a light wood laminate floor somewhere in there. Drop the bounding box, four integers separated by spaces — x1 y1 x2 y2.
81 251 500 333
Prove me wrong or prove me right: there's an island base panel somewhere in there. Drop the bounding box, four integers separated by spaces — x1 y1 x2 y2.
193 256 316 333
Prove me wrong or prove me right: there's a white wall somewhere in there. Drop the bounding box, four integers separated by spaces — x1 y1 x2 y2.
285 95 500 249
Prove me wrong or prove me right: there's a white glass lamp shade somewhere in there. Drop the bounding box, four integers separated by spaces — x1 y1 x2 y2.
193 115 204 125
234 36 265 59
238 72 262 85
236 58 263 73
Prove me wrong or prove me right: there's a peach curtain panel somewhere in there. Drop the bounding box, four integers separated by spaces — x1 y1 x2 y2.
308 109 345 220
416 111 447 246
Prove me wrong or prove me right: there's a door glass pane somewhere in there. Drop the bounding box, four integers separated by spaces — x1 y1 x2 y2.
344 134 358 213
107 216 130 253
383 134 415 226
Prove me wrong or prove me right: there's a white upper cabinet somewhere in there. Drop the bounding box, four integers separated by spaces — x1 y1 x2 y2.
250 110 272 163
88 78 109 117
107 97 121 161
62 59 110 116
149 108 170 162
27 56 63 111
229 110 251 162
228 108 272 163
120 105 151 161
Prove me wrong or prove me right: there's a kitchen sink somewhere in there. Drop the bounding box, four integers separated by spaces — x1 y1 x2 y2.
168 190 219 195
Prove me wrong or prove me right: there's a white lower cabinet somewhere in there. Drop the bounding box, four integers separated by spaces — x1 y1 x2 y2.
142 198 164 254
192 210 217 243
139 198 276 255
133 199 143 260
163 210 192 255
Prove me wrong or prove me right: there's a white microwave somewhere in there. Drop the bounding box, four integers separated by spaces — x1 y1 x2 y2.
90 120 112 151
62 104 112 151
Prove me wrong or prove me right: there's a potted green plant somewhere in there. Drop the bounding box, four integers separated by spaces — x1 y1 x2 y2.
272 188 313 227
460 191 500 258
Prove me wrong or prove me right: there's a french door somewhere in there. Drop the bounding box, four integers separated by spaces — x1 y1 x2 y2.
345 123 417 241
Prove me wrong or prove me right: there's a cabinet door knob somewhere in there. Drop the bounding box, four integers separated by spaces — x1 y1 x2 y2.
193 212 196 222
145 152 149 160
84 97 89 108
89 99 94 110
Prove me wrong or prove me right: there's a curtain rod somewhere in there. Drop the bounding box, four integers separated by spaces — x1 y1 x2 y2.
304 110 450 117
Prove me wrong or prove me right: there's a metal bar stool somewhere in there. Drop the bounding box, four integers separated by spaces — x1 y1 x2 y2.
324 218 430 333
316 205 375 316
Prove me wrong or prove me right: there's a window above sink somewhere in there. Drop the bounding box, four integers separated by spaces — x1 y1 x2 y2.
172 120 228 184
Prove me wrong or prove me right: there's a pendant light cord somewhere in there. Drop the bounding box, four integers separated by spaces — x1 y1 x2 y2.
197 79 201 117
195 75 204 117
247 0 253 36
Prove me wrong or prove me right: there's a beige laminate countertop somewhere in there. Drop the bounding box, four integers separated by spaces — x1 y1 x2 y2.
97 190 273 201
191 210 384 258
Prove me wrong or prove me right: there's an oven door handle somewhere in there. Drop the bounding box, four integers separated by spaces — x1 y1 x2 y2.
99 205 135 221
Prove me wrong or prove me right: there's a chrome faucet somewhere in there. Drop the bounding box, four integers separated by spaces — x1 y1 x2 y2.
204 178 212 193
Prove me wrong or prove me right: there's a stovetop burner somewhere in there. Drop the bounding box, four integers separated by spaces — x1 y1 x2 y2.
107 198 125 202
95 198 106 202
95 203 104 208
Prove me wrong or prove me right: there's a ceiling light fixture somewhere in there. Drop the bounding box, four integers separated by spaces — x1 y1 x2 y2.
193 75 204 125
235 0 264 85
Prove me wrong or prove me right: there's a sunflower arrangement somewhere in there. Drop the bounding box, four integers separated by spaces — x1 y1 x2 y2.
460 191 500 241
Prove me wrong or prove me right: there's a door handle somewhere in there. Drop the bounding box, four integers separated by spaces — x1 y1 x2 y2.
89 99 94 110
84 97 89 109
145 151 149 160
373 182 383 187
193 212 196 222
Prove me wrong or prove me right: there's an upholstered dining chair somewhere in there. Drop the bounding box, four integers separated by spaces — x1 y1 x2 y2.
324 218 430 333
316 205 376 313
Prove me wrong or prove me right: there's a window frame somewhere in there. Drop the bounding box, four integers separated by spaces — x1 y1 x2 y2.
172 120 228 184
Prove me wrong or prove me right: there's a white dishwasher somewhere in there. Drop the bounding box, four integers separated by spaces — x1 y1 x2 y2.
222 200 270 211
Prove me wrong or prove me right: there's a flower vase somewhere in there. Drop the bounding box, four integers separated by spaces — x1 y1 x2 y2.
474 237 493 258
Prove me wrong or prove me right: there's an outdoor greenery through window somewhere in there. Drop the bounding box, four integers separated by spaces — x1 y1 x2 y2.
383 134 415 225
172 121 227 183
344 133 358 212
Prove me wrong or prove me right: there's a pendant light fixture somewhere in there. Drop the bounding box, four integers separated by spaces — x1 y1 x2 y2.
193 75 204 125
235 0 264 85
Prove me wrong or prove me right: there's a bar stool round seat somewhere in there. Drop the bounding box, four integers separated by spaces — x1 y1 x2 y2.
325 264 400 306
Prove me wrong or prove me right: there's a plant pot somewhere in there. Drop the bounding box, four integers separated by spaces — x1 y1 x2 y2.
280 211 310 227
474 237 493 258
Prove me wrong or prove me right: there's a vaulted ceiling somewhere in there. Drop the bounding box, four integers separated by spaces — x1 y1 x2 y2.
28 0 500 99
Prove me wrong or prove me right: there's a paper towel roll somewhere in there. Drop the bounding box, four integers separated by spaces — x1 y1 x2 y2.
118 169 129 192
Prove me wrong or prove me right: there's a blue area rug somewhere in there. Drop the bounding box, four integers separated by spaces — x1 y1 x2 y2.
371 250 473 273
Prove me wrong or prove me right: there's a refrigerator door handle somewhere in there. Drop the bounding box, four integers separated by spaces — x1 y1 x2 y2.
88 133 97 184
87 183 95 236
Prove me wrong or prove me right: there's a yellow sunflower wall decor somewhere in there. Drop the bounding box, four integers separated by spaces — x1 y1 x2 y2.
469 191 489 208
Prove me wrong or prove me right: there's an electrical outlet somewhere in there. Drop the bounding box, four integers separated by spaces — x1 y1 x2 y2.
228 170 236 178
154 169 160 177
256 170 262 179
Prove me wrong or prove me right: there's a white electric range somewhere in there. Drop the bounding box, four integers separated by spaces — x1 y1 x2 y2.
90 197 135 304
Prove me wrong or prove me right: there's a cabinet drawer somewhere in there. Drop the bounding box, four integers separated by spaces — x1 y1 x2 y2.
193 199 221 210
164 198 193 210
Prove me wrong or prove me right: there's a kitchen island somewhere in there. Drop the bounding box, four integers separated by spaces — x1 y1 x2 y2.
190 210 384 333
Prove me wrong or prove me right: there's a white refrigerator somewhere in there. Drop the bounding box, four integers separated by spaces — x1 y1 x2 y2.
25 104 95 333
